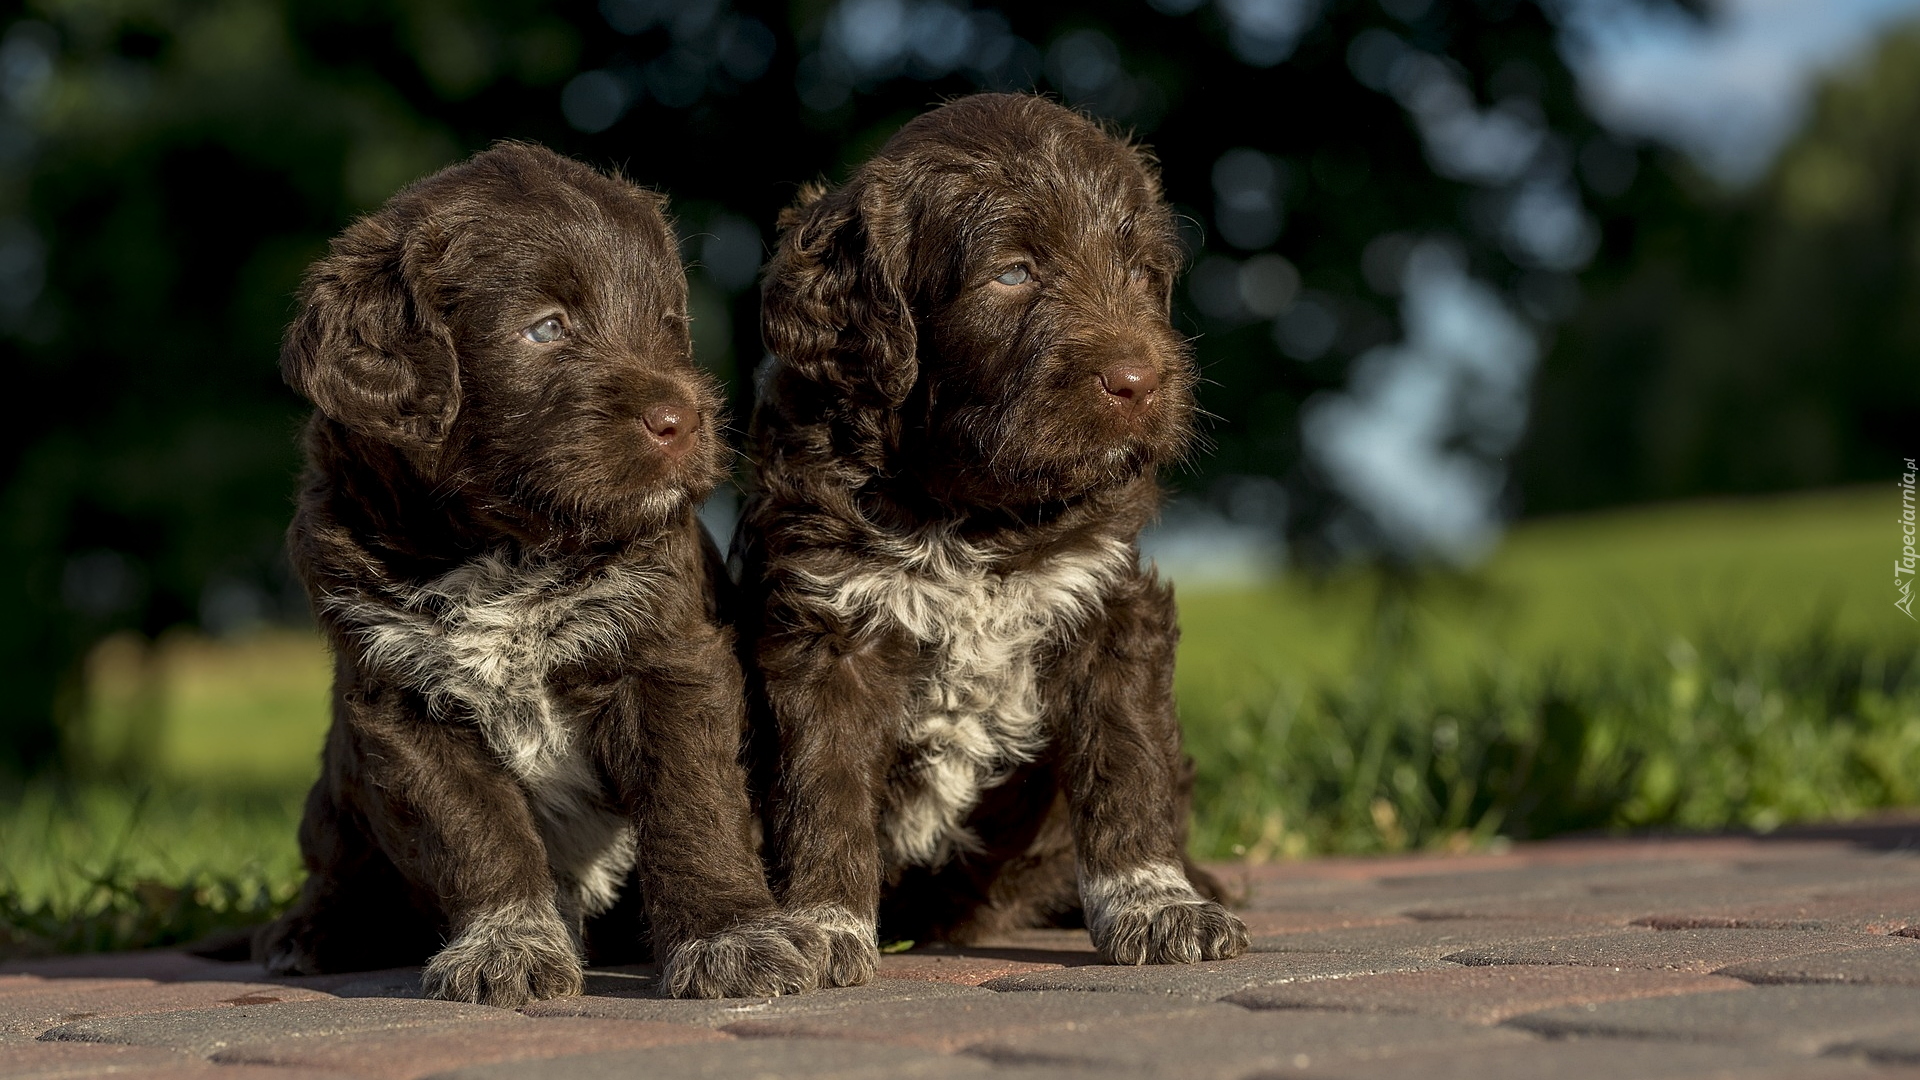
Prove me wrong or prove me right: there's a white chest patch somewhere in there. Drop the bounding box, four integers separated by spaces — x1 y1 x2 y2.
796 530 1133 867
324 553 663 917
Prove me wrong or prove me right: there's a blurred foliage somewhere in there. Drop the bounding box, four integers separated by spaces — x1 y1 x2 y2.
0 781 304 956
1177 486 1920 853
0 0 1907 772
73 629 330 784
1521 22 1920 512
1188 617 1920 857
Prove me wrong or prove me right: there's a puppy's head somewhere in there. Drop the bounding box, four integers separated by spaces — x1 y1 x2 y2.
763 94 1194 507
283 141 723 542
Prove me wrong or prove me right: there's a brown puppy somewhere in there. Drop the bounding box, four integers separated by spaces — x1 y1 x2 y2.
737 94 1250 986
256 142 822 1005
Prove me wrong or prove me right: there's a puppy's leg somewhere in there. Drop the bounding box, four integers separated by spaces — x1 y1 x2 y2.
256 733 438 975
1059 579 1249 966
753 624 915 988
609 634 827 998
342 685 583 1007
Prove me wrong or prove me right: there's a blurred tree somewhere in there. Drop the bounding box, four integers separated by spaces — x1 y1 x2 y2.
0 0 1695 771
0 0 533 772
1519 21 1920 513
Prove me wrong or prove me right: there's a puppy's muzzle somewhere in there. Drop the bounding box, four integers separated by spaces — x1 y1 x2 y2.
642 402 701 460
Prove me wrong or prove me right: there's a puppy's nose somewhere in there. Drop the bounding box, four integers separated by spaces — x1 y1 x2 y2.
1099 365 1161 410
642 403 700 458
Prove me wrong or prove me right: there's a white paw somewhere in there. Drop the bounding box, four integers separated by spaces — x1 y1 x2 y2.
790 903 878 988
661 911 826 998
421 902 583 1008
1083 863 1250 966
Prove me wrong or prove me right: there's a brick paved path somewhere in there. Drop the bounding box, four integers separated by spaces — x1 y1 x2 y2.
12 825 1920 1078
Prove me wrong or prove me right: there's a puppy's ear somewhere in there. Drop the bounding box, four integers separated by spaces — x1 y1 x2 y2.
762 173 917 406
281 214 460 454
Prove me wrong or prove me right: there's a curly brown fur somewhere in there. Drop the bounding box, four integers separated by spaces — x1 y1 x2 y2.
737 94 1248 982
256 142 819 1006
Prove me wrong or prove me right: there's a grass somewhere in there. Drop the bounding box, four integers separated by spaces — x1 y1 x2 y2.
1 484 1915 955
71 630 333 788
0 784 304 957
1177 486 1920 857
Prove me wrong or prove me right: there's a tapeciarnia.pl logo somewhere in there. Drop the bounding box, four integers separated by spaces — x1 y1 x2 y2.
1900 457 1917 620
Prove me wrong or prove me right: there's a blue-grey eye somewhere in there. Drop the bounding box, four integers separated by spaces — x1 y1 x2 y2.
995 265 1032 286
524 316 565 344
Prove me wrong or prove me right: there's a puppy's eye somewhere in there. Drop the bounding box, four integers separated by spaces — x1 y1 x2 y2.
994 265 1032 286
523 317 566 344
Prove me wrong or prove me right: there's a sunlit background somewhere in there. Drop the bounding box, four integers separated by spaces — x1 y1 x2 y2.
0 0 1916 955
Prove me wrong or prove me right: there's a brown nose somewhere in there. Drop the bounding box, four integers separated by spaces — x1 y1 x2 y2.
1099 365 1161 409
642 403 700 458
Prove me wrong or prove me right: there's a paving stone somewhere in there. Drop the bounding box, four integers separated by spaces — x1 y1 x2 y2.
1237 852 1537 888
1600 874 1846 901
36 996 509 1056
1388 864 1813 906
1402 893 1725 924
1253 917 1617 958
1374 866 1693 897
1227 965 1747 1024
876 950 1071 986
521 978 988 1025
1315 1039 1889 1079
17 1065 360 1080
0 952 244 982
0 978 149 999
22 840 1920 1078
723 989 1230 1051
309 969 429 999
1237 877 1392 910
1447 927 1891 973
0 980 336 1039
966 1005 1530 1077
1638 885 1920 935
213 1016 728 1079
951 927 1098 955
1228 841 1771 891
1715 852 1920 883
9 1060 359 1079
881 934 1107 979
3 1039 361 1079
980 951 1448 998
423 1036 1014 1080
1721 938 1920 985
1237 911 1412 936
1400 880 1856 924
1505 984 1920 1053
1830 1029 1920 1065
1379 856 1920 920
4 1041 201 1077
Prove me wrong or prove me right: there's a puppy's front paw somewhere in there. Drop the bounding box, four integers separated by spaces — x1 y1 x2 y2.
661 911 826 999
1096 897 1249 965
1085 863 1251 966
789 903 878 988
422 903 583 1008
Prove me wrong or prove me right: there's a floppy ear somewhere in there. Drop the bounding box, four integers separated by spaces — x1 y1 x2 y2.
761 171 917 406
280 214 460 454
